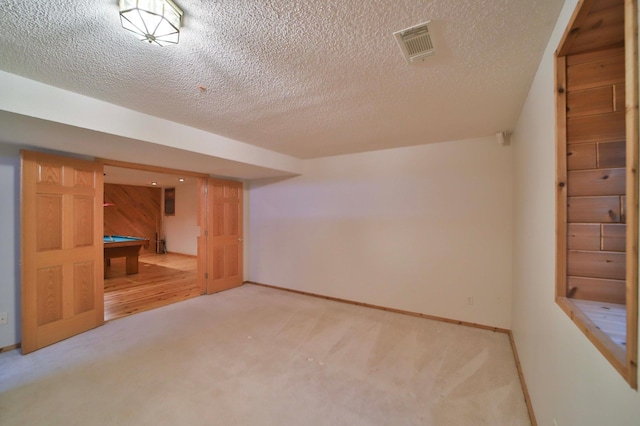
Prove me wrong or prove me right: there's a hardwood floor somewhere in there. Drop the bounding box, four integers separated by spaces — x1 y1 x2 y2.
104 253 201 321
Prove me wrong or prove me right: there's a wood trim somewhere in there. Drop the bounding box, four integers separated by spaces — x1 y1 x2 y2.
556 54 569 299
624 0 639 389
246 281 510 333
97 158 209 179
0 343 21 353
555 0 638 388
556 296 627 373
507 331 538 426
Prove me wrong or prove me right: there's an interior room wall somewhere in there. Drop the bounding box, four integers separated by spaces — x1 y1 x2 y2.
163 180 199 256
104 183 161 254
0 143 20 348
511 1 640 424
249 136 514 329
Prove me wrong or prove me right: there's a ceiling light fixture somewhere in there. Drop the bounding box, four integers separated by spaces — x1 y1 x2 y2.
119 0 183 46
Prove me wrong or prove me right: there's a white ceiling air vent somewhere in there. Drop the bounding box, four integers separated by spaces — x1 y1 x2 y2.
394 21 434 63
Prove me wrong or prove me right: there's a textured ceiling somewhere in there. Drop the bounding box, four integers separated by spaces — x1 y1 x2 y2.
0 0 564 159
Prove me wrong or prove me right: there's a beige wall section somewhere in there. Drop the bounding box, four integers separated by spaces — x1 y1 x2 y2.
0 143 20 349
163 180 199 256
511 1 640 425
249 136 514 329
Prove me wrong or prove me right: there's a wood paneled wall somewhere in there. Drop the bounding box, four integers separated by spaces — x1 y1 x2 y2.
565 46 626 304
104 184 161 254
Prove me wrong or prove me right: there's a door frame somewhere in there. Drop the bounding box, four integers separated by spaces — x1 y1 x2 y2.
98 159 211 294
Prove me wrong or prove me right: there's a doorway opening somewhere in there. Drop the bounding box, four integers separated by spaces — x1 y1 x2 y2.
101 161 208 321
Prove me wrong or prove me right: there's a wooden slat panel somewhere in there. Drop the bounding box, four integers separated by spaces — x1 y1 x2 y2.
590 0 624 13
559 0 623 57
567 4 625 55
567 111 626 143
566 46 625 66
568 196 621 222
567 54 625 91
568 143 597 170
588 0 625 18
568 168 626 196
568 250 626 280
567 86 614 117
598 140 626 167
569 223 601 250
602 223 626 251
569 276 626 304
104 184 161 255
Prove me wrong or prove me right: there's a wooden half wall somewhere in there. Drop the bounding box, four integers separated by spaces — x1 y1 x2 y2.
565 46 627 304
104 183 161 254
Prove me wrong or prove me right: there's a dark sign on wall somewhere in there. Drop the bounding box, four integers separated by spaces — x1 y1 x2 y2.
165 187 175 216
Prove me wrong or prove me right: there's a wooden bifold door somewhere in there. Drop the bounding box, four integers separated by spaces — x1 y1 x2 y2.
21 150 104 354
206 178 243 293
20 153 243 353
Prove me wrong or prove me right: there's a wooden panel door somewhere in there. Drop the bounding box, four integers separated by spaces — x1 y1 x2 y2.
207 178 243 293
21 150 104 353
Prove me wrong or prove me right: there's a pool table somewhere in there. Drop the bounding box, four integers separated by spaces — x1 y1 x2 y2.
103 235 150 278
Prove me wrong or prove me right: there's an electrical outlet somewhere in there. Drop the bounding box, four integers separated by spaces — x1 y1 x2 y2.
466 297 473 306
0 312 7 325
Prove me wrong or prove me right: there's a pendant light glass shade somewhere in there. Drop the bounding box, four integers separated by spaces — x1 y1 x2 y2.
119 0 183 46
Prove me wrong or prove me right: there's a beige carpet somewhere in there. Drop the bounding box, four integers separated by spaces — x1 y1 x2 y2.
0 284 530 425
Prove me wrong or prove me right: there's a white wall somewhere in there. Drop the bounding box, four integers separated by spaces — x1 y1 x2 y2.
249 136 514 329
163 181 199 256
0 143 21 348
511 1 640 425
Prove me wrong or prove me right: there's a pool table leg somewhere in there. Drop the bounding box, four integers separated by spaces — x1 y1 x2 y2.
125 255 139 275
